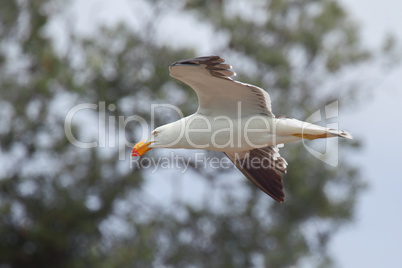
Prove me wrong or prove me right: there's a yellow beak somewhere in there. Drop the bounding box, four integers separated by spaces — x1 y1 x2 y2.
131 140 152 157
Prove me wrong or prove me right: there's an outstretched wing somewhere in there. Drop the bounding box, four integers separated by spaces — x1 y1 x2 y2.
169 56 274 117
225 145 288 202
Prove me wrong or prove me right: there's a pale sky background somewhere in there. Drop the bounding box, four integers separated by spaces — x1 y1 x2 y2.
63 0 402 267
331 1 402 267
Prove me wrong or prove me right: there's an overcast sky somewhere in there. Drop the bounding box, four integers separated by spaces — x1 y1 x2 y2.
66 1 402 267
331 1 402 267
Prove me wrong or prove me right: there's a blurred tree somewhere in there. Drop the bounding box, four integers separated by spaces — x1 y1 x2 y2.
0 1 191 267
0 0 372 267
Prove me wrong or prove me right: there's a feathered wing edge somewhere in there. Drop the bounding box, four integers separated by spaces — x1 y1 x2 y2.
200 56 275 116
170 56 275 117
173 55 236 80
225 145 288 202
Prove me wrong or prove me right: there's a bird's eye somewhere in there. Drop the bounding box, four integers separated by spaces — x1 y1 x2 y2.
152 131 159 136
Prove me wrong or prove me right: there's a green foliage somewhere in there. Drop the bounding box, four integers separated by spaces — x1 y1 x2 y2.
0 0 372 267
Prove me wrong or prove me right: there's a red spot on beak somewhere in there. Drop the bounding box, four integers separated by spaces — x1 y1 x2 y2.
131 147 140 157
131 140 152 157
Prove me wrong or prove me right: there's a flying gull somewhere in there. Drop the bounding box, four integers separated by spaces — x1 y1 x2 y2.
131 56 352 202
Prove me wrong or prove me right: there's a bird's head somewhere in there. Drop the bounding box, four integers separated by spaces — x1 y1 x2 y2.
131 122 184 157
131 129 159 157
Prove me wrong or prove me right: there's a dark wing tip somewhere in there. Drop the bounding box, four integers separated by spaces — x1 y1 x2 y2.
225 146 288 203
202 56 235 79
173 56 235 79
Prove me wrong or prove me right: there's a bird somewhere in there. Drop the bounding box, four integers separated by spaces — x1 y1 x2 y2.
131 56 352 202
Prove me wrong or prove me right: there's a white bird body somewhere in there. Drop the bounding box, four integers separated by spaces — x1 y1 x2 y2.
132 56 352 202
149 115 334 152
